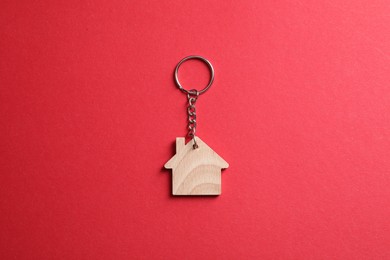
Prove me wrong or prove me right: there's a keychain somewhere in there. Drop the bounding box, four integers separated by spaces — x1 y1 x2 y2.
164 55 229 195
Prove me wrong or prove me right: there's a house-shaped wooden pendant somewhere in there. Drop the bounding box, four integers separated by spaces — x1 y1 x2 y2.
165 137 229 195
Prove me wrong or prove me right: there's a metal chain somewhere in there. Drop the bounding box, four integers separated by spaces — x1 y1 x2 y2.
174 56 214 149
187 89 199 149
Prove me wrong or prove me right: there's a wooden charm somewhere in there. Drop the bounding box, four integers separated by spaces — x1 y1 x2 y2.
165 137 229 195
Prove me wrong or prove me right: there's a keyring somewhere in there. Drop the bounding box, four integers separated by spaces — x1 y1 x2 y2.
166 56 228 195
174 55 214 95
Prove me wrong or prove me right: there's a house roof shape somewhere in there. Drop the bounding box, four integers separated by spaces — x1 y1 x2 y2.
165 137 229 169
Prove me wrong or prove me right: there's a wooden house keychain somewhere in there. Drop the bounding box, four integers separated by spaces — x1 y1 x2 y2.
165 55 229 195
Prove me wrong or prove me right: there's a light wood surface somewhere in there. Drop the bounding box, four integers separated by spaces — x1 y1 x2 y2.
165 137 229 195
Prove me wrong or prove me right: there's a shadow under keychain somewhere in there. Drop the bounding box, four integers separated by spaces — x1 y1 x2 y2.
164 55 229 195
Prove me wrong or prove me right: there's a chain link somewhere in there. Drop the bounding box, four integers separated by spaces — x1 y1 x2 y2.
187 90 199 149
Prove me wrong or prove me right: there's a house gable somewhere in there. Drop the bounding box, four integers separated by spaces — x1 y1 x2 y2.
164 137 229 169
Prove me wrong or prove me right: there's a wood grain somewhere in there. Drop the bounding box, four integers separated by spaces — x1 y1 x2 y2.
165 137 229 195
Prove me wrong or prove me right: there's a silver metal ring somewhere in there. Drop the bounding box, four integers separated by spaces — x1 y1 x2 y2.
174 55 214 95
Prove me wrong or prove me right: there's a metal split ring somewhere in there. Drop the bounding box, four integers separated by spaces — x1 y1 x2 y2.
174 55 214 95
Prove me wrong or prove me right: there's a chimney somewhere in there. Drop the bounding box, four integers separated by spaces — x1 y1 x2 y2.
176 137 185 153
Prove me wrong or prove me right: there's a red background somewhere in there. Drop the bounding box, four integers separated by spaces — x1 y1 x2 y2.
1 0 390 259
